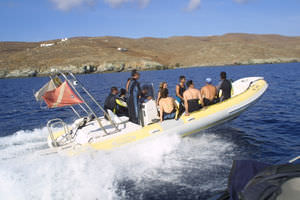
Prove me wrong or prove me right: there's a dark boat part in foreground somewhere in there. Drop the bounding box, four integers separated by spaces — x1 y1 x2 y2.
210 156 300 200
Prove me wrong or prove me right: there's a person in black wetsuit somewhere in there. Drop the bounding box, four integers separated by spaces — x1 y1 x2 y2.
116 88 128 117
104 87 128 118
127 70 142 124
183 80 202 116
217 72 232 101
126 69 138 92
104 87 119 118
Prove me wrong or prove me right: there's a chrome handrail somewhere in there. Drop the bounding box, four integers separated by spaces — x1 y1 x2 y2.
47 118 70 147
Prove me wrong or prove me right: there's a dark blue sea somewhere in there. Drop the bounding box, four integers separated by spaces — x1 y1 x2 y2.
0 63 299 199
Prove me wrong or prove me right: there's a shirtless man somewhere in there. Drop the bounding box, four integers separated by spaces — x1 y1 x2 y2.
200 78 217 106
159 88 177 122
183 80 202 116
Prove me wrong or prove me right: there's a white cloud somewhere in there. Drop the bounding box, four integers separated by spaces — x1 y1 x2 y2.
233 0 249 3
50 0 249 12
51 0 96 11
51 0 150 11
185 0 250 12
104 0 150 8
186 0 201 11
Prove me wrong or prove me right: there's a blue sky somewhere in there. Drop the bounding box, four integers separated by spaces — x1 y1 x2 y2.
0 0 300 42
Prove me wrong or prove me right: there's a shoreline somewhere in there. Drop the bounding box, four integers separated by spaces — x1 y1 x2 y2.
1 34 300 79
1 59 299 79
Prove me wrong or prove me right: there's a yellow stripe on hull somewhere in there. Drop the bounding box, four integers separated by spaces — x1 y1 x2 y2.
90 124 163 150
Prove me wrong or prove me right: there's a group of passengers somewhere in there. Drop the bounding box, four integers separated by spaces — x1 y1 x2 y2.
104 70 232 124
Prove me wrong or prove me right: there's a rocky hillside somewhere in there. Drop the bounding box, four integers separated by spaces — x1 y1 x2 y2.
1 33 300 78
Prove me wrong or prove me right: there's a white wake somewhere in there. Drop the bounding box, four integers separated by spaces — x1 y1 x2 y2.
0 127 234 200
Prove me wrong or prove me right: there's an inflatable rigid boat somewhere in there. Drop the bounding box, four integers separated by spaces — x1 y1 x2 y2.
35 72 268 156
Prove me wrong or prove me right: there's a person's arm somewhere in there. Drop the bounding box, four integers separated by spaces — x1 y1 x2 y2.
229 80 233 97
112 96 117 113
216 81 222 91
176 85 183 100
126 79 130 92
184 93 189 116
216 81 222 97
198 90 204 106
173 98 177 109
200 87 204 98
116 98 127 108
214 86 218 98
137 82 142 99
159 103 164 122
157 92 161 105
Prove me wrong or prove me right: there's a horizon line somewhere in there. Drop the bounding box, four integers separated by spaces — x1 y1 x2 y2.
1 32 300 43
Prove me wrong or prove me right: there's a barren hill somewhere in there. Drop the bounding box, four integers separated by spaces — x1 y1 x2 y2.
1 33 300 78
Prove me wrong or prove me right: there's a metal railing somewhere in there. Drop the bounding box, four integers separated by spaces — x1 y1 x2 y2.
47 118 70 147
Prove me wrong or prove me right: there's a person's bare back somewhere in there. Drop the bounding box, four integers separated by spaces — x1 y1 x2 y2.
183 80 202 115
183 88 201 101
159 97 176 114
201 84 217 101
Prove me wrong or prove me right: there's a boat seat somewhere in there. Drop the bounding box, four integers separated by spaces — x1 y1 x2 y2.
107 109 129 125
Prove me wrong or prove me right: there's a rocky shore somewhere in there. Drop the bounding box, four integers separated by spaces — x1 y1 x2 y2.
0 60 168 78
1 34 300 78
1 58 299 79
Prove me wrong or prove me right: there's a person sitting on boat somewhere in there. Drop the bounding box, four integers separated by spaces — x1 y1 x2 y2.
200 78 218 106
140 85 153 103
217 71 232 101
116 88 129 117
104 87 128 118
157 82 168 105
127 70 142 124
175 76 186 104
119 88 127 102
159 88 177 122
104 86 119 119
183 80 202 116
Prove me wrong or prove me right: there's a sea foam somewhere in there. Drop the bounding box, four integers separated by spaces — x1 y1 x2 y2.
0 127 234 199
